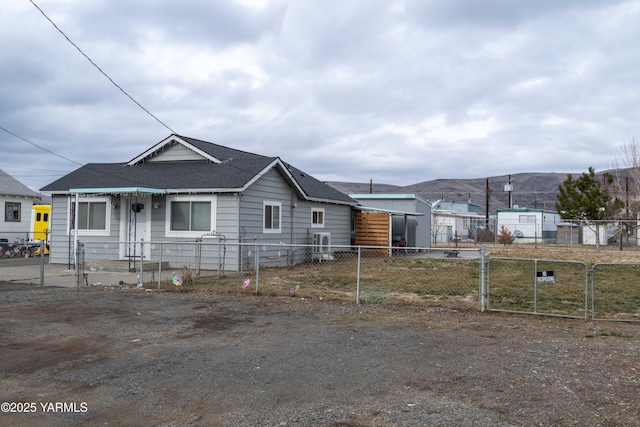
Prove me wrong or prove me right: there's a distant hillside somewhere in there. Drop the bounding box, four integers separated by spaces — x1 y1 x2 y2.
328 172 572 215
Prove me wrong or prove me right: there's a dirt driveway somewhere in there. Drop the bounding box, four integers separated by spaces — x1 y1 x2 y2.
0 284 638 427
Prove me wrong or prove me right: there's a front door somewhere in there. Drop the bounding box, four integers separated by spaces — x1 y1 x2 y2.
120 195 151 259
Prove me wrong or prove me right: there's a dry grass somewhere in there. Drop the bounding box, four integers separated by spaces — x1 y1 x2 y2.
149 244 640 320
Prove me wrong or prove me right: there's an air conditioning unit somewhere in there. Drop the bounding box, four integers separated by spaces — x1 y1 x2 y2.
312 232 333 261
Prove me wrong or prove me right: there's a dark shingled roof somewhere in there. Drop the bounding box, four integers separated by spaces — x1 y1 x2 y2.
41 135 355 205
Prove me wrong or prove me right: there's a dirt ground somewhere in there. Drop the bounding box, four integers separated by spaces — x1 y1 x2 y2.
0 279 638 427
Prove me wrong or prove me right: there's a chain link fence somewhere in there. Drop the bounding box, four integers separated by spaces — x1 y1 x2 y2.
3 239 640 320
486 257 640 322
4 240 482 307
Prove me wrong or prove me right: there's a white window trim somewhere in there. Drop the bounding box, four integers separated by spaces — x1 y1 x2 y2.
67 196 112 237
165 195 217 238
263 201 282 234
311 208 325 228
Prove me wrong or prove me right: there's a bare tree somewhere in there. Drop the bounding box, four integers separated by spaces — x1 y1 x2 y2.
611 137 640 218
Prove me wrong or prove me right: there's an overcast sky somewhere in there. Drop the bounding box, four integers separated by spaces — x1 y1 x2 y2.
2 0 639 192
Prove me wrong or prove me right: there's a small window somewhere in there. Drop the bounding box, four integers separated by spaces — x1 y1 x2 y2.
36 212 42 221
264 201 281 233
43 213 49 222
311 208 325 228
5 203 21 222
519 215 536 223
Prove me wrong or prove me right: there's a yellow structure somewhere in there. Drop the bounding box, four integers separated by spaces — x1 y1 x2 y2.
31 204 51 241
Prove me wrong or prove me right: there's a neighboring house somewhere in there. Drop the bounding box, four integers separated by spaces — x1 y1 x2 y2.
349 194 431 248
0 169 42 238
40 134 357 268
497 208 561 244
429 199 485 244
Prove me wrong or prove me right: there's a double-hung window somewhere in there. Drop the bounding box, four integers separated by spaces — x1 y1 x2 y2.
311 208 325 228
263 201 281 233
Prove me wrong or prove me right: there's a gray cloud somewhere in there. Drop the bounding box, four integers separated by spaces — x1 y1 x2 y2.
1 0 638 191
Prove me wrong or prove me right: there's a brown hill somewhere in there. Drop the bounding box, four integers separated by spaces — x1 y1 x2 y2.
328 172 571 215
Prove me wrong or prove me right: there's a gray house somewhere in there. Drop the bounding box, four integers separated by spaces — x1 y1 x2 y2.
40 135 356 268
0 169 43 238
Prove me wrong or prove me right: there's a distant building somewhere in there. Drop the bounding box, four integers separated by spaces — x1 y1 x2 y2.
349 194 431 247
429 200 486 244
497 208 561 244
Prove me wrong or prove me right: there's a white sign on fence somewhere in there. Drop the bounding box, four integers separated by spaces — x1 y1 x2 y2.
536 270 556 284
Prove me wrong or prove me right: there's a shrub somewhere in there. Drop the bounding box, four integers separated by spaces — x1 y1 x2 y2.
497 225 515 245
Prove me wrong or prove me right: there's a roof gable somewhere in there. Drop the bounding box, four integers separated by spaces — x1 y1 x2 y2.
127 135 219 165
127 134 271 165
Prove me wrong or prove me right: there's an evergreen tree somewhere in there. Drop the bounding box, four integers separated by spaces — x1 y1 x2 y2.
556 167 623 247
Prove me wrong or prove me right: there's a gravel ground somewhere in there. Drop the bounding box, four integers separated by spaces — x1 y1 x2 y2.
0 284 638 427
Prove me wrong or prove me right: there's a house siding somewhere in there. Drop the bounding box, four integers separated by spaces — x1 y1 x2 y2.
239 169 351 245
148 144 207 162
49 196 72 264
0 195 33 237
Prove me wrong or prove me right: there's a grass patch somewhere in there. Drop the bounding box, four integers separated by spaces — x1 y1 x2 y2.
142 247 640 318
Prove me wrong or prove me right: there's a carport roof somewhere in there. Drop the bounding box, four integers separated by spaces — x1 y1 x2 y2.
354 205 424 216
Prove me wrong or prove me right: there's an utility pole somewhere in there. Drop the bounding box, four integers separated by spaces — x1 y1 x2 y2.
504 174 513 209
485 178 490 228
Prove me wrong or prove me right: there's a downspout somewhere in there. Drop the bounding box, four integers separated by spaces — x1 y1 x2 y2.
290 190 295 244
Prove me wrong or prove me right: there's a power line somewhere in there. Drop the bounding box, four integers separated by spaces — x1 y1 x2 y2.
0 125 157 189
28 0 176 134
0 125 83 166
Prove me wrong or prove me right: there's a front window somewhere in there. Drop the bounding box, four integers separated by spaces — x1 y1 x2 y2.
171 201 211 231
69 197 111 236
165 195 216 237
264 201 281 233
311 208 325 228
5 203 20 222
78 201 107 230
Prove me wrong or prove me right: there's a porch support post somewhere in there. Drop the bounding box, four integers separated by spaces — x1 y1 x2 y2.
73 193 79 273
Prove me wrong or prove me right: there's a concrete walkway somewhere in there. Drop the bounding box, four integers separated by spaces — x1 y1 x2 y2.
0 262 153 288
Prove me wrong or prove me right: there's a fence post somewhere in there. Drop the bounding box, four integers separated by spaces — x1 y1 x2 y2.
40 239 45 286
533 259 538 314
480 245 486 312
138 239 144 288
356 246 362 305
158 242 162 289
254 243 260 294
75 242 83 287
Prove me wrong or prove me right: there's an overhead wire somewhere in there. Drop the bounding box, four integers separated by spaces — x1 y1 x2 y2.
0 125 83 166
0 126 160 189
28 0 176 134
11 3 281 188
